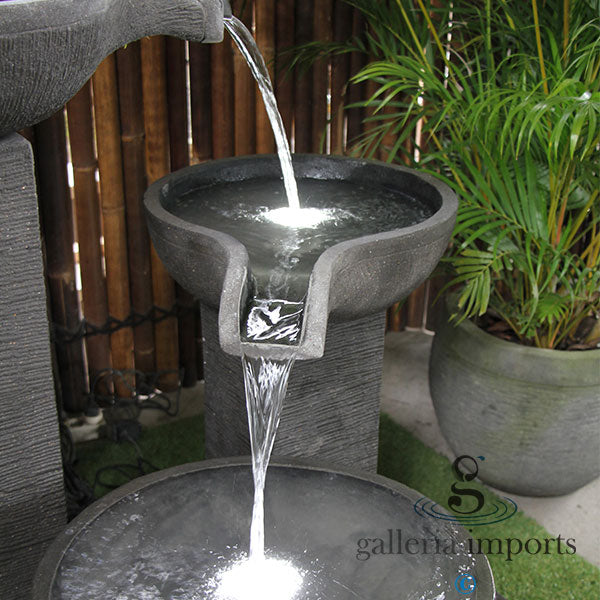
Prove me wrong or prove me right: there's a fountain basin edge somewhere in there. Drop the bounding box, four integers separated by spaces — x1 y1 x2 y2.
34 456 495 600
144 154 458 360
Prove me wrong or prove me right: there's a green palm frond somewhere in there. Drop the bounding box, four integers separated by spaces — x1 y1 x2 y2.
283 0 600 348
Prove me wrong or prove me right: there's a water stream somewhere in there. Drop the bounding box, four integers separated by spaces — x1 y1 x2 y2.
217 16 434 598
241 355 295 559
225 16 300 210
224 15 302 578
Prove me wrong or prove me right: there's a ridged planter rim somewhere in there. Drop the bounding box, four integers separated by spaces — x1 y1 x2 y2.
439 312 600 388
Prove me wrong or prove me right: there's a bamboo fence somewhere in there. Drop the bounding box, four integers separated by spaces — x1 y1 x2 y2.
31 0 444 413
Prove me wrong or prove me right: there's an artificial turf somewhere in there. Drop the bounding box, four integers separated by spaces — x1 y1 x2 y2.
74 412 599 600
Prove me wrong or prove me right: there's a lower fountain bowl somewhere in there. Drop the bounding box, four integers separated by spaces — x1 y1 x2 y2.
35 458 494 599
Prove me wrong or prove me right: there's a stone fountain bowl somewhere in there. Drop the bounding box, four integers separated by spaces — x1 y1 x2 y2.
144 154 457 359
34 458 495 599
0 0 228 136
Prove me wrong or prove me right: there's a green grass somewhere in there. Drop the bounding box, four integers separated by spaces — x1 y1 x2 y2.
74 413 599 600
378 414 599 600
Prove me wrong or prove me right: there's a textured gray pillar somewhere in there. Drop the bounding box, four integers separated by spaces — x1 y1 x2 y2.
0 134 66 599
202 304 386 472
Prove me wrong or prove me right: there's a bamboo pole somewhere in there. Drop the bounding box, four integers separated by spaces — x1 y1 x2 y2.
406 283 426 328
140 36 180 391
188 40 213 380
166 38 191 171
34 111 87 413
387 303 405 332
255 0 276 153
92 54 135 398
346 8 366 150
294 0 314 153
233 0 256 156
275 0 295 143
116 42 156 377
425 275 448 332
210 31 235 158
312 0 333 153
331 0 352 154
166 37 198 387
189 42 213 163
66 83 112 394
361 78 379 158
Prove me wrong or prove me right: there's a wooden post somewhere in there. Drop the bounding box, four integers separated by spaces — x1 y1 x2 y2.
0 132 66 599
275 0 295 144
406 283 427 328
33 112 86 413
331 0 353 154
92 55 135 397
294 1 314 153
312 0 333 153
116 42 156 377
189 43 213 163
210 31 235 158
233 0 256 156
140 36 179 391
346 8 366 149
166 37 198 387
188 41 213 380
66 83 112 392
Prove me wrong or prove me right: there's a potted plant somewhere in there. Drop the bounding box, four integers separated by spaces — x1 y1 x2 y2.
290 0 600 495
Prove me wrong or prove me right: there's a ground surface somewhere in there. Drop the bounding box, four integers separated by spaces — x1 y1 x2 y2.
73 331 600 600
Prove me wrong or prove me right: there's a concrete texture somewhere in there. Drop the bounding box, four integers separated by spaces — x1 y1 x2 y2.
0 0 228 135
429 316 600 495
144 154 457 360
201 303 386 472
0 133 67 599
381 330 600 568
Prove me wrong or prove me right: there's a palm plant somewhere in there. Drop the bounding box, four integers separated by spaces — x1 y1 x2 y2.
289 0 600 349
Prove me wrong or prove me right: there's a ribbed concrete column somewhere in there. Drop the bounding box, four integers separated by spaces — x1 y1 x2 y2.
0 133 66 599
202 303 385 472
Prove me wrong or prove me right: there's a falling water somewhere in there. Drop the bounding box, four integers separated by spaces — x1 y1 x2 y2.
241 355 295 559
225 16 300 210
224 16 305 567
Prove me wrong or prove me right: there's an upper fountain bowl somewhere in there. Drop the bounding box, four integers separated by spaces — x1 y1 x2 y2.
0 0 229 135
144 154 457 359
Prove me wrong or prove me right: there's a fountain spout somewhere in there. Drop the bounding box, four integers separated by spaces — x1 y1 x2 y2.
0 0 231 136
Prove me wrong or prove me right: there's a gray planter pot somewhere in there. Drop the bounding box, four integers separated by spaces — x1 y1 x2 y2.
429 316 600 496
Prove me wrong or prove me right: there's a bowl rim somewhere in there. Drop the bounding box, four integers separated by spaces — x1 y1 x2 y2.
34 455 495 600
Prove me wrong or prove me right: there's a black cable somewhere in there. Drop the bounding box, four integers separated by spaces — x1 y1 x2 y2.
52 303 193 345
92 431 159 495
59 422 96 520
62 368 184 511
88 368 182 419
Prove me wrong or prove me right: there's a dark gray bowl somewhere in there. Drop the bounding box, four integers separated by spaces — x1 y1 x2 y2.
144 154 457 359
0 0 228 135
34 458 495 599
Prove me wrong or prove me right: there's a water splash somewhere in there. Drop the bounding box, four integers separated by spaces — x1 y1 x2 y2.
244 299 304 344
217 556 303 600
225 16 300 210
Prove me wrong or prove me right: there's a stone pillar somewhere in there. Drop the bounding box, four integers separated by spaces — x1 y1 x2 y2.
202 304 385 472
0 134 66 599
